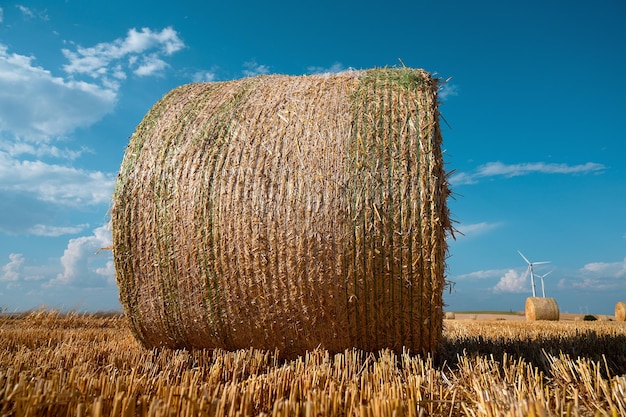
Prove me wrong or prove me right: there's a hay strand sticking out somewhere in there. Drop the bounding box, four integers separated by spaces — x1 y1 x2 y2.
615 302 626 322
111 68 452 357
525 297 559 321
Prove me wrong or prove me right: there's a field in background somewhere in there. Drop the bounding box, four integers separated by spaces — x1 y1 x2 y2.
449 311 615 321
1 311 625 416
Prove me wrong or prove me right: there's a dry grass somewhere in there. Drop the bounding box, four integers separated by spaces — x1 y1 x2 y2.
1 311 625 416
111 68 452 357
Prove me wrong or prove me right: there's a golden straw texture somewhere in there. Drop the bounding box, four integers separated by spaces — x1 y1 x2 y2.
616 302 626 322
111 68 452 357
525 297 560 321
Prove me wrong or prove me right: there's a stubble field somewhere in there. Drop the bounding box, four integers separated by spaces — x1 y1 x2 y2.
1 310 625 416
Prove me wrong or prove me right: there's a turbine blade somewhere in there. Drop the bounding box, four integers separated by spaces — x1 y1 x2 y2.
518 250 531 265
533 261 551 265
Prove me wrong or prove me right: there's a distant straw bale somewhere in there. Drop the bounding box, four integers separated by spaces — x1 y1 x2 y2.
525 297 559 321
616 302 626 322
111 68 452 358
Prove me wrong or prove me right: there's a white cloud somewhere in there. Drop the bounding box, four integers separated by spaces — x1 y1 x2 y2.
555 258 626 292
16 5 34 18
94 260 115 280
480 161 605 177
134 54 168 76
566 258 626 291
192 70 218 82
0 253 24 282
493 269 528 293
0 152 115 207
50 224 114 287
456 268 509 280
307 62 347 74
438 83 458 101
26 224 89 237
450 161 606 186
563 275 623 292
0 139 85 160
581 258 626 278
242 60 270 77
0 44 117 140
455 221 502 238
62 27 185 83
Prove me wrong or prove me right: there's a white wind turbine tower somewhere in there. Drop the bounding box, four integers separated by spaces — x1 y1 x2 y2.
518 251 551 297
536 271 553 298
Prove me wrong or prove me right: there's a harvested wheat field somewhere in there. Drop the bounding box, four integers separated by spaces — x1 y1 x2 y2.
1 310 625 416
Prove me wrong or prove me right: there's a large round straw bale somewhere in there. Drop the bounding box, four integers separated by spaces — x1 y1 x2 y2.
525 297 559 321
615 302 626 322
111 68 452 357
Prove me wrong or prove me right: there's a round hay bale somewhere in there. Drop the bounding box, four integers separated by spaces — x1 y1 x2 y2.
525 297 559 321
615 302 626 322
111 68 452 358
444 312 455 320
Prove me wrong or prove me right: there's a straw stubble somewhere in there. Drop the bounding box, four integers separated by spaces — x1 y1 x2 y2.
111 68 452 357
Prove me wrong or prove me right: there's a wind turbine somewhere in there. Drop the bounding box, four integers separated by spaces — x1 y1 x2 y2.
518 251 551 297
536 271 552 298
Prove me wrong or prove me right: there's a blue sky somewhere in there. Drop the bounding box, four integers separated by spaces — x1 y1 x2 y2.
0 1 624 314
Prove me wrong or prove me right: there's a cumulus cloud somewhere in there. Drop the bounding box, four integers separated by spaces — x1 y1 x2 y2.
0 27 183 239
50 225 114 287
242 60 270 77
493 269 528 293
0 253 24 282
450 161 606 186
558 258 626 291
134 54 168 76
0 140 86 160
0 152 115 207
307 62 347 74
438 83 458 101
192 70 218 82
0 45 117 140
0 253 48 290
581 258 626 278
62 27 185 84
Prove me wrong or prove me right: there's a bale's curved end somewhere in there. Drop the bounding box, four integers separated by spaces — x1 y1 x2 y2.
525 297 560 321
111 68 452 357
615 302 626 322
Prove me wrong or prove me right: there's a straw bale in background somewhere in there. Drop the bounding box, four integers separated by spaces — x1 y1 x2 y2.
525 297 559 321
616 302 626 322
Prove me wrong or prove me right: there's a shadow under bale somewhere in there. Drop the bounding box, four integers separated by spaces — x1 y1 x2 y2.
440 324 626 377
